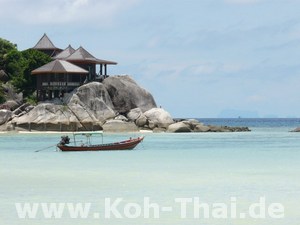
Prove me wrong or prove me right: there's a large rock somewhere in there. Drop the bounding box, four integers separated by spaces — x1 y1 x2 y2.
67 82 116 121
127 108 148 127
0 109 12 125
102 120 139 132
178 119 211 132
194 124 210 132
0 70 9 82
127 108 143 121
11 103 103 131
3 100 20 111
2 83 23 103
103 75 156 113
114 115 129 121
167 122 192 133
136 115 147 127
291 127 300 132
7 76 170 132
144 108 174 128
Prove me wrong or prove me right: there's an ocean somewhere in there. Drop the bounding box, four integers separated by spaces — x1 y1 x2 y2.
0 118 299 225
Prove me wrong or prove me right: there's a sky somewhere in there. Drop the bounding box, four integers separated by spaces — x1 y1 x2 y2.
1 0 300 118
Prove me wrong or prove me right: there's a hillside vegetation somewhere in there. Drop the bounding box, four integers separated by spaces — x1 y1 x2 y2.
0 38 51 104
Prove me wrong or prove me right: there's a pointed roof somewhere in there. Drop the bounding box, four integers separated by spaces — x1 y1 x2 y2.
65 46 98 62
31 59 88 74
32 33 61 50
53 45 75 59
66 46 117 65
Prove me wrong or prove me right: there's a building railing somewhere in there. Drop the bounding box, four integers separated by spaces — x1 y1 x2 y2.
42 82 81 87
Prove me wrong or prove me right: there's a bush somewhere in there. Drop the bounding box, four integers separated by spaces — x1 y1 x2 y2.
0 86 6 104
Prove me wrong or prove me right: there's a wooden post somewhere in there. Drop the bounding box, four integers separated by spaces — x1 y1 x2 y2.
104 64 107 76
100 64 103 75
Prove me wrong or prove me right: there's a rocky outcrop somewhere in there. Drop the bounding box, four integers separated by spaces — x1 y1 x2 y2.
291 127 300 132
127 108 143 121
2 100 19 111
9 76 158 132
0 83 23 111
0 109 12 125
114 115 129 122
206 125 251 132
194 124 210 132
10 103 102 131
167 120 251 133
127 108 148 127
144 108 174 129
167 122 192 133
67 82 116 122
1 75 251 133
103 120 138 132
103 75 156 113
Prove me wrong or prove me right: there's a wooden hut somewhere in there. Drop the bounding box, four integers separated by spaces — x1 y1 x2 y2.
31 59 88 101
30 34 118 100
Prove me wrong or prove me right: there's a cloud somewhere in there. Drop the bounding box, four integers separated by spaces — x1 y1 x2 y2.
0 0 140 25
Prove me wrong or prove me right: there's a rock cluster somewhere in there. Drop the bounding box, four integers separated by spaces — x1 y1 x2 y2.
1 75 159 132
0 75 250 133
291 127 300 132
166 119 251 133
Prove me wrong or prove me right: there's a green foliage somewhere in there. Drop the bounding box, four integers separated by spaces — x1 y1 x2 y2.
0 38 51 98
0 82 6 104
25 93 38 105
0 38 17 70
19 49 51 97
0 37 52 100
5 49 25 81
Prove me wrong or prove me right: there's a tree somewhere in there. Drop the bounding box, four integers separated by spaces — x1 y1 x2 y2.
0 38 17 71
0 82 6 104
5 49 51 97
5 49 24 79
21 49 51 97
0 37 51 99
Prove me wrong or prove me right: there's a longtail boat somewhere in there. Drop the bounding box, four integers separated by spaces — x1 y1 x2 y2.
57 131 144 152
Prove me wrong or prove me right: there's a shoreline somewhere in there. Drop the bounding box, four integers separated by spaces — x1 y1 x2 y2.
0 129 154 134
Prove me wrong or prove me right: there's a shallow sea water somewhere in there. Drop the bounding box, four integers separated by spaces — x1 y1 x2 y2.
0 119 300 224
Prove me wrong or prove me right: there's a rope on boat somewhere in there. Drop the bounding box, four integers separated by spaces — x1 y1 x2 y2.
35 141 75 152
34 144 57 152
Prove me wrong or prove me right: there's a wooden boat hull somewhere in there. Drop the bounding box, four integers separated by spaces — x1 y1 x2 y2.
57 136 144 152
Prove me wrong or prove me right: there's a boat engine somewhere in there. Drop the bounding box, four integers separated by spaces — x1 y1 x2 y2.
59 136 70 145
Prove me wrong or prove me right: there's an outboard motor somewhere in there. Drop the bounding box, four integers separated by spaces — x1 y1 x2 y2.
59 136 70 146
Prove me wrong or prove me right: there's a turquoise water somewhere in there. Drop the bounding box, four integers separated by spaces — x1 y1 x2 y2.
1 119 300 224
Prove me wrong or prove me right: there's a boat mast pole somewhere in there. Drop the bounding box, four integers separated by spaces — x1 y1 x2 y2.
73 133 76 146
